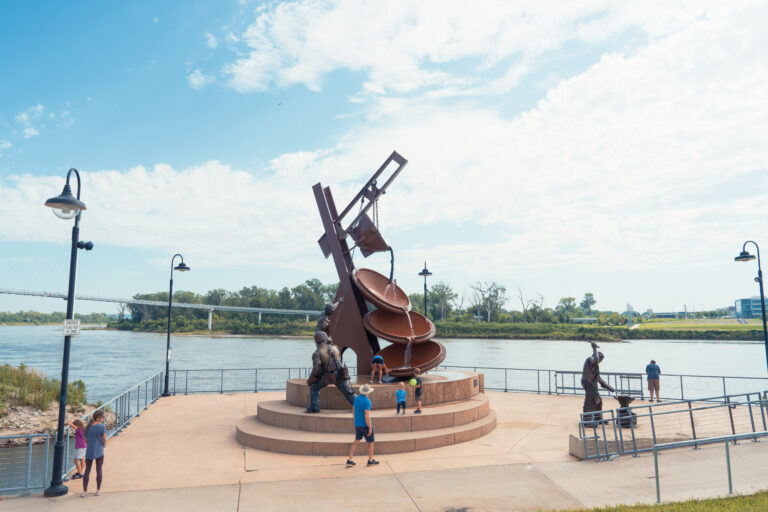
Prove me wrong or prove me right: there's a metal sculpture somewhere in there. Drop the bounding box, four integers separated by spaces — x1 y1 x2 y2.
306 303 355 413
312 151 408 376
581 342 615 416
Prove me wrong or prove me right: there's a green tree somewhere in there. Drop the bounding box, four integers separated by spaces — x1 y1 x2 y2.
428 282 458 320
469 282 507 322
555 297 579 322
580 293 596 315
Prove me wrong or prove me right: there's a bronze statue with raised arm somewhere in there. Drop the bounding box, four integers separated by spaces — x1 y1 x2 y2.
581 342 614 416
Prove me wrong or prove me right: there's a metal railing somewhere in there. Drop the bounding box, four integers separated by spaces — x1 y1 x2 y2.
164 365 768 403
439 365 768 402
1 371 163 496
653 430 768 503
578 390 768 461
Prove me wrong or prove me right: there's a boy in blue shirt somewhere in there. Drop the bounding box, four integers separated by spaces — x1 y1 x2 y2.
347 383 379 467
645 360 661 402
395 382 407 415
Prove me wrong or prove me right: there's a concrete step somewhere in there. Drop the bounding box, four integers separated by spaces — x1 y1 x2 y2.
257 394 490 433
236 409 497 455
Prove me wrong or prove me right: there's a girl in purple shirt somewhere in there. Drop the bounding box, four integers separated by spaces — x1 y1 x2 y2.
66 419 87 479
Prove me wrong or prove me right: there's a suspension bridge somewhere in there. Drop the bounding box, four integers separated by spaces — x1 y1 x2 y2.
0 288 322 330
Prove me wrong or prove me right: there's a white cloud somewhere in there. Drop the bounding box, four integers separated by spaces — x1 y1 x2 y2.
187 69 215 90
0 140 10 158
15 104 45 138
205 32 218 48
219 0 726 98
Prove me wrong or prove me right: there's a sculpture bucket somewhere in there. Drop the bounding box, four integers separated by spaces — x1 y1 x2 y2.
352 268 410 313
363 309 435 344
379 340 446 377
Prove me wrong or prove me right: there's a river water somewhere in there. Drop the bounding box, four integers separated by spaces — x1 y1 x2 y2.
1 326 766 402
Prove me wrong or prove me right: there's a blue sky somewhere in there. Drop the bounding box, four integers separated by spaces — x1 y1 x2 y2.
1 1 767 315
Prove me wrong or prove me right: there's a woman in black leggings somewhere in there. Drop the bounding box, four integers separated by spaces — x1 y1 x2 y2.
81 409 107 497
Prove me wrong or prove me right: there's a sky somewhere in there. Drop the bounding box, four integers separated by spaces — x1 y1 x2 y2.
1 0 767 315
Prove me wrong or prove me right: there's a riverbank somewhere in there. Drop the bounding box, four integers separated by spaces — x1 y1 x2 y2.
108 319 765 342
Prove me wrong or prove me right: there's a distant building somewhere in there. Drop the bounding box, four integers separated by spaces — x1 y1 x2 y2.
735 297 767 319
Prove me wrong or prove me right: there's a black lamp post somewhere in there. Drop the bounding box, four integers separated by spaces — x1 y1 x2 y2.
418 262 432 318
735 241 768 373
162 254 190 397
44 168 93 497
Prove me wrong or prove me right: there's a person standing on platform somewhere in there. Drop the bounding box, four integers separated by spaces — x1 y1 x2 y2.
413 368 423 414
645 359 661 402
395 382 407 415
81 410 107 497
346 384 379 467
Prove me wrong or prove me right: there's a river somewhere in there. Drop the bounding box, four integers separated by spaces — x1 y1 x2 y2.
1 326 766 402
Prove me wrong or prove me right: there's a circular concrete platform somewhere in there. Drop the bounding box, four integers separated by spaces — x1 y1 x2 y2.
285 369 483 410
237 370 496 455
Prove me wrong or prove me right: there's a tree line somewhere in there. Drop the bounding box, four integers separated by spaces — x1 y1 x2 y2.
0 311 112 325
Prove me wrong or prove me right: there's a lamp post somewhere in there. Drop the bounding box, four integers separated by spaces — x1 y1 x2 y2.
735 241 768 373
162 254 190 397
418 262 432 318
43 168 93 497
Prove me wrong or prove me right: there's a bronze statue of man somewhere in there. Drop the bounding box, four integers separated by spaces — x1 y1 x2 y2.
581 342 615 416
306 299 356 413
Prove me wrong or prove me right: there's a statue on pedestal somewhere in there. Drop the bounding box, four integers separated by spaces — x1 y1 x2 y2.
306 299 356 413
581 342 614 418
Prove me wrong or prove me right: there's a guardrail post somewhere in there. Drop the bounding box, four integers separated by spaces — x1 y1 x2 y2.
220 369 224 394
722 377 727 398
537 370 540 394
548 370 551 395
654 447 661 503
747 394 758 440
726 396 736 441
255 369 259 393
687 401 698 450
25 434 32 491
724 440 733 494
679 375 684 401
504 370 508 392
649 405 657 446
43 434 50 489
185 370 189 395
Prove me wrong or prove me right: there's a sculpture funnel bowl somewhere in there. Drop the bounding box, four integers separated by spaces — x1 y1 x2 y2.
352 268 410 313
378 340 446 378
363 309 435 344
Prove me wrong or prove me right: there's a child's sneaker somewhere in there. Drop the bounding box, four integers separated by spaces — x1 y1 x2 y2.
414 410 422 414
345 459 356 467
94 491 101 496
367 459 380 466
80 492 87 498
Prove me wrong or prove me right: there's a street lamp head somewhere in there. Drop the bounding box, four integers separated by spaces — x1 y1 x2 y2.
418 261 432 277
44 183 86 220
735 251 756 262
174 262 190 272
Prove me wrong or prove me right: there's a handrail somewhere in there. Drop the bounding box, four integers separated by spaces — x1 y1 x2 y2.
653 430 768 503
578 390 768 461
1 371 164 496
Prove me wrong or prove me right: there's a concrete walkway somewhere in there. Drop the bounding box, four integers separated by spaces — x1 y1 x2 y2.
2 392 767 511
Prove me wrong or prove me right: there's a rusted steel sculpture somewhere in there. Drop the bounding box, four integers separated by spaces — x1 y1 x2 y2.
313 151 446 378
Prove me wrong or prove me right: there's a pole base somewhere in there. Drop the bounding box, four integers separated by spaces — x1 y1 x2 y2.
161 392 171 397
44 483 68 497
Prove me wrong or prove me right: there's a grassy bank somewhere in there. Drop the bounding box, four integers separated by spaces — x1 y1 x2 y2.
108 318 764 341
0 364 87 416
566 490 768 511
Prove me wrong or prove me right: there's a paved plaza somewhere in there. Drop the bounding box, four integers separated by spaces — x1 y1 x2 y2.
2 391 768 511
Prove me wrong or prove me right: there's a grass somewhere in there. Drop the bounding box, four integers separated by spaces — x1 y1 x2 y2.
0 363 87 417
561 490 768 511
638 319 762 331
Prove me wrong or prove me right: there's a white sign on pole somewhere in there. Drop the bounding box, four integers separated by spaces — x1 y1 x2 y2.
63 319 81 336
